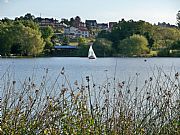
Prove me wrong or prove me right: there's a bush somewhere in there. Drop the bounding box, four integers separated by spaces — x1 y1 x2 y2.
118 34 149 56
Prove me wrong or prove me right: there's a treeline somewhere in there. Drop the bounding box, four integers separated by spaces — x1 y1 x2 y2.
1 12 180 57
0 15 54 56
90 19 180 57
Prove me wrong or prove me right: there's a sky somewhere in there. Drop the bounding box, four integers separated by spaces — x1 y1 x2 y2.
0 0 180 25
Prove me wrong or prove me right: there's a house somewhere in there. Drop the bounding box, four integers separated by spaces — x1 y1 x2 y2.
109 22 117 31
35 17 63 30
77 28 90 38
85 20 97 28
64 27 78 38
64 26 90 38
97 23 108 30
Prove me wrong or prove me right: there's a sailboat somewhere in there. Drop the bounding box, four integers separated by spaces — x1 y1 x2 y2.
88 45 96 59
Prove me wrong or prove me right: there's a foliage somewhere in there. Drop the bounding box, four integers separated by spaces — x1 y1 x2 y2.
170 40 180 50
40 26 54 39
77 37 87 45
20 26 45 56
93 38 112 57
118 34 149 56
77 44 89 56
0 23 13 55
153 26 180 49
62 36 70 45
0 21 44 56
177 10 180 28
110 20 154 47
96 19 180 56
97 30 111 39
40 26 54 50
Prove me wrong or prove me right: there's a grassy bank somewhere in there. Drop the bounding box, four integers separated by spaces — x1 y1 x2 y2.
0 68 180 135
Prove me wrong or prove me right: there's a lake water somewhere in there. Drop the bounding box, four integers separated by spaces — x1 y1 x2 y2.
0 57 180 93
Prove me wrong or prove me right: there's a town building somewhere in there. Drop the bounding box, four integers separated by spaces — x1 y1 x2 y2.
97 23 108 30
85 20 97 28
35 17 63 30
64 26 90 38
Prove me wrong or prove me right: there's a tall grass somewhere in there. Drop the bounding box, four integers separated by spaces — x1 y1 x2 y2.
0 67 180 135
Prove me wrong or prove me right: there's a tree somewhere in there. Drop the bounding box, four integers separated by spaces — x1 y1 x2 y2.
24 13 35 20
97 30 111 39
69 17 75 26
0 24 12 55
20 26 45 56
77 44 89 57
62 36 69 45
40 26 54 50
118 34 149 56
40 26 54 39
153 27 180 49
78 37 87 45
93 38 112 57
177 10 180 28
0 21 44 56
109 20 154 50
170 40 180 50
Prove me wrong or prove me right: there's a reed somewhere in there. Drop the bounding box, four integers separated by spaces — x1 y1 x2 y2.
0 67 179 135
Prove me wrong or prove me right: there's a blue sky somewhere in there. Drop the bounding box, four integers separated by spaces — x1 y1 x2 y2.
0 0 179 25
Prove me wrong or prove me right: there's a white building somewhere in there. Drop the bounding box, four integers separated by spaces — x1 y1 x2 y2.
64 26 89 38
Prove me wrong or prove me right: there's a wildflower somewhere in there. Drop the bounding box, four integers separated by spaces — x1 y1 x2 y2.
147 96 151 100
122 81 125 85
118 83 122 88
46 68 48 74
74 80 78 85
32 83 35 88
145 80 147 84
12 80 16 85
86 76 90 82
35 89 39 94
19 95 23 101
175 72 179 79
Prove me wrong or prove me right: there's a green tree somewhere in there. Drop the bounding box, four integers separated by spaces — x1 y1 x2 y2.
20 26 45 56
0 22 16 55
177 10 180 28
62 36 69 45
118 34 149 56
109 20 154 51
40 26 54 39
78 37 87 45
153 27 180 49
170 40 180 50
24 13 35 20
93 38 112 57
0 21 44 56
40 26 54 49
97 30 111 39
77 44 89 57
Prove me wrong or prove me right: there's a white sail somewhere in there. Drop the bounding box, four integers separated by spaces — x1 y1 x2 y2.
88 45 96 59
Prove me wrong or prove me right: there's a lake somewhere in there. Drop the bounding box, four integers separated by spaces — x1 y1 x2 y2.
0 57 180 93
